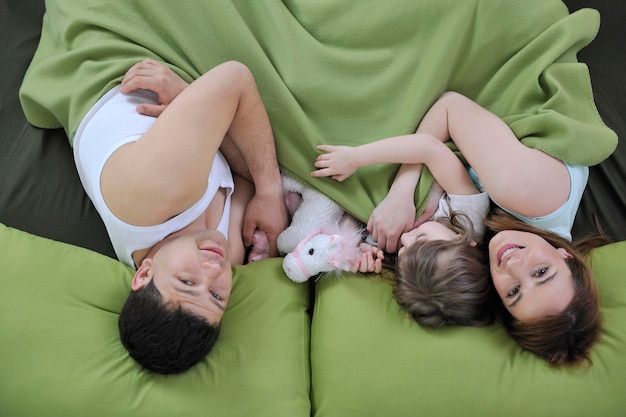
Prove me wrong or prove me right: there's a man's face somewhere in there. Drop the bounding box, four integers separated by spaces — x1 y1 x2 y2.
132 230 233 324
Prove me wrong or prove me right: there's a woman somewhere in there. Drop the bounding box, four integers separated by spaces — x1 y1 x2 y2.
485 209 605 366
335 91 606 366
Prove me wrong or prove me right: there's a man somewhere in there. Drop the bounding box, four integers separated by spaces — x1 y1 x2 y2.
73 59 288 373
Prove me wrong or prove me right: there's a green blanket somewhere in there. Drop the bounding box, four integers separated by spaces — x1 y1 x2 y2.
20 0 617 222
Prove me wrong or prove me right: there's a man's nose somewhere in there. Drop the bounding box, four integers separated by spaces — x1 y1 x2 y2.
199 260 222 281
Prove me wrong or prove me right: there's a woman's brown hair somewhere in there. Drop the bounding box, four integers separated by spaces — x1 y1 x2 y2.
485 209 607 366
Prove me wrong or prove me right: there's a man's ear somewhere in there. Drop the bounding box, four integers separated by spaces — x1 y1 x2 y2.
131 258 153 291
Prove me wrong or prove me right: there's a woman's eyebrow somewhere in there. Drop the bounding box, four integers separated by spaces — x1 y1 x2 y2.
509 292 523 308
508 271 557 308
537 272 557 286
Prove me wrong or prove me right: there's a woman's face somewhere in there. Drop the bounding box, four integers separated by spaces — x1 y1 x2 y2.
398 221 458 256
132 229 233 325
488 230 575 322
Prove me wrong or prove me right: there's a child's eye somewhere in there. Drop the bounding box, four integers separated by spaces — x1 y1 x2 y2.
506 286 519 298
180 279 193 286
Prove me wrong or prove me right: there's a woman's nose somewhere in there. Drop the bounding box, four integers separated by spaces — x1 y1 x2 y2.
507 260 538 284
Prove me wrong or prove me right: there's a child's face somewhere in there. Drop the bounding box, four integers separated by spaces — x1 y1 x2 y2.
398 221 458 256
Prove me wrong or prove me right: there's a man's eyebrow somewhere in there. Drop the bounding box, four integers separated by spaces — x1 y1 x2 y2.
210 297 225 312
170 281 225 312
171 282 199 296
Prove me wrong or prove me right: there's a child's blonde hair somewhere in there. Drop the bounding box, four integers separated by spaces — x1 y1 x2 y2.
393 211 494 327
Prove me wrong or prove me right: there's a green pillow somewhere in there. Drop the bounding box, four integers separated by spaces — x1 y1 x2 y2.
0 224 311 417
310 241 626 417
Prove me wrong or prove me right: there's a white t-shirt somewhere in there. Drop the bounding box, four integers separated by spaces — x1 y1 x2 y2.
432 191 491 242
73 86 234 267
469 163 588 241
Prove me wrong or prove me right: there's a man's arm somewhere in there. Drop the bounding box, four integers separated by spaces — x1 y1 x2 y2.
217 66 288 257
102 61 286 234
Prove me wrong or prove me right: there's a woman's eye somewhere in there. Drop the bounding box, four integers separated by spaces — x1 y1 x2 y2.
506 287 519 298
211 291 222 301
533 267 548 278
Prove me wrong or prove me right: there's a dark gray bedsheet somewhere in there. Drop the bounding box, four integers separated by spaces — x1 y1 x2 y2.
0 0 624 259
568 0 626 241
0 0 115 257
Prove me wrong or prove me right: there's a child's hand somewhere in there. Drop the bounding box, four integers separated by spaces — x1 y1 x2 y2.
311 144 359 182
368 192 416 254
351 243 384 273
120 59 189 117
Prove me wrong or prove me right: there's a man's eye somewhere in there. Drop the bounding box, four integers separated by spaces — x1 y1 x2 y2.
211 291 222 301
506 287 519 298
533 267 548 278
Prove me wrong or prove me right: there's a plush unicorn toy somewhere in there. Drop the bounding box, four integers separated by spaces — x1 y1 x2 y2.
277 175 364 283
281 219 364 283
246 175 365 282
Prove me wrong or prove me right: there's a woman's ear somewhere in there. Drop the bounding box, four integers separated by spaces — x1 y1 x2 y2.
131 258 153 291
557 248 574 260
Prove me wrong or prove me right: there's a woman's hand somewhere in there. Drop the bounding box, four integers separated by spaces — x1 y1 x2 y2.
311 144 359 182
367 190 417 254
119 59 189 116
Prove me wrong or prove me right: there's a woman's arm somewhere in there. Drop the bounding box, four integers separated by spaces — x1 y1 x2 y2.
419 92 570 217
314 91 570 218
367 164 420 253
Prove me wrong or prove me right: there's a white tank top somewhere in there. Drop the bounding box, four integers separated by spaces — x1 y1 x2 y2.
73 86 234 267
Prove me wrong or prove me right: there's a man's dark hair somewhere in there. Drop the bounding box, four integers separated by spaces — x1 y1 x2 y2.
118 279 220 374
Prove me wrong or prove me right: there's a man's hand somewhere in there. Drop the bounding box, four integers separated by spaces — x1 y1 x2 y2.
119 59 189 116
243 185 289 258
311 144 359 182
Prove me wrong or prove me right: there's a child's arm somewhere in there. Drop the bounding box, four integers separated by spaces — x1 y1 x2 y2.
312 133 478 196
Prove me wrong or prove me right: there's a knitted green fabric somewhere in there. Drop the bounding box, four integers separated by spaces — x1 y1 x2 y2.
20 1 617 222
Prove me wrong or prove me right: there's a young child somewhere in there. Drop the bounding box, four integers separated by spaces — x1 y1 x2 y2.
311 92 494 327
